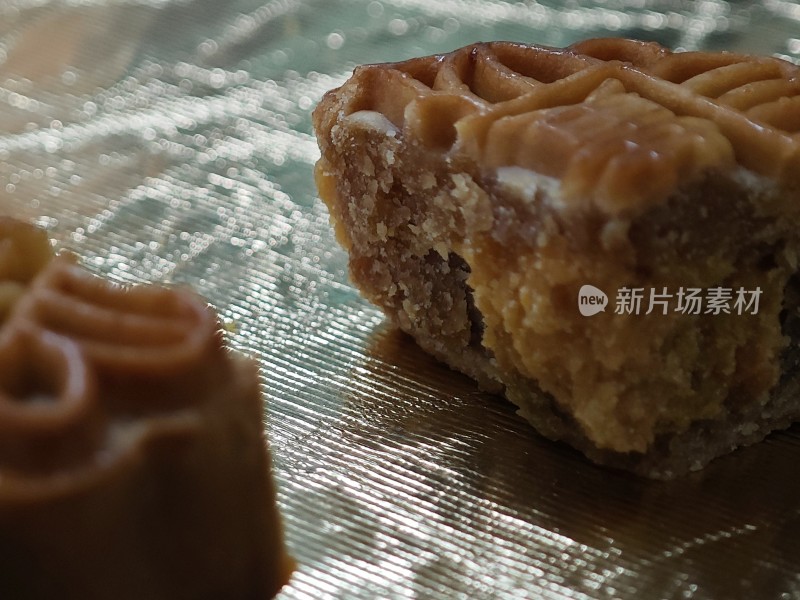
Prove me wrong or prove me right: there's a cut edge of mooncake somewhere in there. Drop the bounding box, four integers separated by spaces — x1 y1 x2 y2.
313 38 800 478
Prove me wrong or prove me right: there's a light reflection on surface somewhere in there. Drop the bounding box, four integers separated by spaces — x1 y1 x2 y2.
1 1 799 599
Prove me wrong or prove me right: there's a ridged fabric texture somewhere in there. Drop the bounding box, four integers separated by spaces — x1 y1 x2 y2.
1 1 799 598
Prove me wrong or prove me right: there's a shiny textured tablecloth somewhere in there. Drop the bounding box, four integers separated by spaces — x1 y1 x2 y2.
2 1 799 598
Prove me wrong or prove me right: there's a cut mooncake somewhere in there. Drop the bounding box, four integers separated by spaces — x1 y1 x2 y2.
0 217 292 598
313 38 800 478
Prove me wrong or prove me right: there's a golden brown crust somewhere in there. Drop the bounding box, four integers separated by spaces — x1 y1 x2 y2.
0 219 292 598
316 38 800 214
0 217 52 322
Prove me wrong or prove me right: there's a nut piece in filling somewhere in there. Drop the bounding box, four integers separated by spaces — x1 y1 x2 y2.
0 217 293 599
313 38 800 478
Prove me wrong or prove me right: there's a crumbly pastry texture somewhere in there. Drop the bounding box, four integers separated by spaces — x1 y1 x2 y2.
0 217 292 599
313 38 800 478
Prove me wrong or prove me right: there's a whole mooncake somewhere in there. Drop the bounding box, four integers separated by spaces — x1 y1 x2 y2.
0 217 293 599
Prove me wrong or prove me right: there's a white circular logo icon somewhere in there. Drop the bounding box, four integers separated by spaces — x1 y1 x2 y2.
578 285 608 316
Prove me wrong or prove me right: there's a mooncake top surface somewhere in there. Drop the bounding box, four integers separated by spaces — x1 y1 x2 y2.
315 38 800 211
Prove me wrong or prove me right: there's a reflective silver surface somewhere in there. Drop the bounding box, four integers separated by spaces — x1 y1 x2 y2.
1 1 799 598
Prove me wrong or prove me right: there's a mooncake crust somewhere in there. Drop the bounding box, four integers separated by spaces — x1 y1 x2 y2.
0 218 292 598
